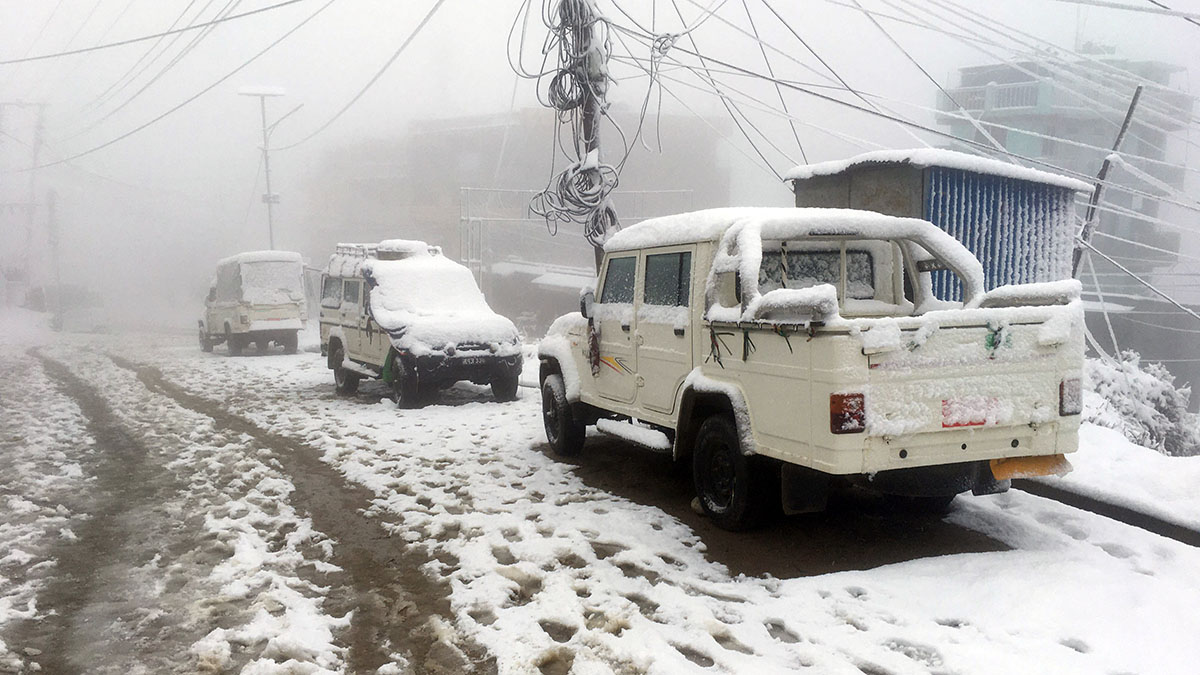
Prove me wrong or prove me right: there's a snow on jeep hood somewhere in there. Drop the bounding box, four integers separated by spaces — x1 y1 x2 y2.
362 254 519 352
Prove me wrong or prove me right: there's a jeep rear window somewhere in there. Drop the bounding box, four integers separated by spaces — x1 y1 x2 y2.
759 250 874 299
321 276 342 308
600 256 636 304
643 251 691 307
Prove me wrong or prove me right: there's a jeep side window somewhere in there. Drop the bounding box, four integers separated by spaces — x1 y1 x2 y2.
343 279 360 306
599 256 636 304
321 276 342 308
643 251 691 307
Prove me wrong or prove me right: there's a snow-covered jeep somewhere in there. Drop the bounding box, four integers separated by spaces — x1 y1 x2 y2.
539 208 1084 530
319 240 523 407
200 251 307 355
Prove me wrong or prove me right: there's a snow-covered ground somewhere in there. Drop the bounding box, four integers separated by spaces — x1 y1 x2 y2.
3 318 1199 673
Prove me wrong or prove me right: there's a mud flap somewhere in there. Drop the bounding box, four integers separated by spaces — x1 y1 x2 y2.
990 454 1073 481
780 464 829 515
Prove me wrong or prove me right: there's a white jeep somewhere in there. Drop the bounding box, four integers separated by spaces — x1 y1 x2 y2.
319 240 523 406
200 251 307 355
539 208 1084 530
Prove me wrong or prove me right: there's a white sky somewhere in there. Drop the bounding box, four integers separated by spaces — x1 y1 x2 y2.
0 0 1197 305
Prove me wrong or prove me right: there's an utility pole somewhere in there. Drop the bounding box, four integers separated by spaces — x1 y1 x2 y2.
1073 85 1143 277
561 0 615 271
0 101 45 303
239 87 286 250
46 188 61 330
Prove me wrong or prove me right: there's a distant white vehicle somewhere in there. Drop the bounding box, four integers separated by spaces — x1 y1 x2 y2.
199 251 307 355
540 208 1085 530
319 240 523 407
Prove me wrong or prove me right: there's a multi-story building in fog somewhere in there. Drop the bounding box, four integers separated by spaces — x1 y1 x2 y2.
936 55 1200 399
299 106 730 334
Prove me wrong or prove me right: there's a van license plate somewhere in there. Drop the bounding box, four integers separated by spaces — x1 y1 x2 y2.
461 357 484 365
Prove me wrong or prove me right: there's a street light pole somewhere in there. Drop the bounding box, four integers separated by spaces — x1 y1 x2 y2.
239 86 286 250
257 95 276 250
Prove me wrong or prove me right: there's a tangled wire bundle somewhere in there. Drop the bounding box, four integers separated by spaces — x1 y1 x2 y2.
528 0 621 248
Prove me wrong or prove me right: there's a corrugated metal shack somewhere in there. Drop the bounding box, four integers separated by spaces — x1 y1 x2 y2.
784 149 1090 300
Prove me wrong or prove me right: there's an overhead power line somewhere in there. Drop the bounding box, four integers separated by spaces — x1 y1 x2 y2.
10 0 340 172
275 0 446 151
0 0 311 65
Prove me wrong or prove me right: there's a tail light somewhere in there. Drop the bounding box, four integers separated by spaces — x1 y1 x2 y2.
831 393 866 434
1060 378 1082 416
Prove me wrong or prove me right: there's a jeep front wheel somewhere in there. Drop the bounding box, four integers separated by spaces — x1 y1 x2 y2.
332 345 359 395
693 415 771 531
391 357 421 409
199 327 213 353
541 374 584 456
491 373 519 402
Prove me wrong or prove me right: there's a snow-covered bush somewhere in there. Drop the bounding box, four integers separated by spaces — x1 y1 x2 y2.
1084 351 1200 457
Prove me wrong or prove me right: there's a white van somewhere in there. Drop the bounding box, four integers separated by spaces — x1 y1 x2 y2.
199 251 307 355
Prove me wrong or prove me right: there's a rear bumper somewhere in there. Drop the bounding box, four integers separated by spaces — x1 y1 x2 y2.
409 351 523 386
858 419 1078 474
248 318 303 332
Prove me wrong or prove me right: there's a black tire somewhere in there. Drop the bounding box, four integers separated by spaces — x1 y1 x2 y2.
491 373 519 402
226 327 243 356
391 356 421 408
282 331 298 354
199 327 213 353
332 345 360 395
693 415 773 531
541 373 585 456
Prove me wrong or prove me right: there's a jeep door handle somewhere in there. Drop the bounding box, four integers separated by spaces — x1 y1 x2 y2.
621 323 630 332
674 327 685 337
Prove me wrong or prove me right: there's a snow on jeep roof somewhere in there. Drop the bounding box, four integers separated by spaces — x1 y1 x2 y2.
218 250 303 268
782 148 1092 192
606 206 970 254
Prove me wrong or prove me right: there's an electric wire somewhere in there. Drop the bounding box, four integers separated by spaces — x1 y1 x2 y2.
0 0 310 65
12 0 341 172
275 0 446 151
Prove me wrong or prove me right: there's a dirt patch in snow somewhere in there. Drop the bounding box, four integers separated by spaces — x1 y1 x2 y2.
110 354 495 674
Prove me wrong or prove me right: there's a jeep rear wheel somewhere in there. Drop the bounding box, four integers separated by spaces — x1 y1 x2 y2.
282 331 298 354
226 326 242 356
693 415 772 531
332 345 359 395
542 374 584 456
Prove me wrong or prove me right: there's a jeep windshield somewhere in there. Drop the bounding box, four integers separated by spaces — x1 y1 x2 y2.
240 261 305 305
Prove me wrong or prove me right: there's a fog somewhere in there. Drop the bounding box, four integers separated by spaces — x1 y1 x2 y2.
1 0 1197 335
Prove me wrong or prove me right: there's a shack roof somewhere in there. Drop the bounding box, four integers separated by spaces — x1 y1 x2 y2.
782 148 1092 192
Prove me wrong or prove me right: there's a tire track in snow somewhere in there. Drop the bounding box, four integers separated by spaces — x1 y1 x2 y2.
107 353 496 674
14 350 190 674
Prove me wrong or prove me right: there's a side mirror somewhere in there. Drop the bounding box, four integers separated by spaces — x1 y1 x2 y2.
580 289 595 320
206 287 216 302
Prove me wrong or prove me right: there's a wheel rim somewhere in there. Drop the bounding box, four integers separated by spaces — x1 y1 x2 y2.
703 438 737 510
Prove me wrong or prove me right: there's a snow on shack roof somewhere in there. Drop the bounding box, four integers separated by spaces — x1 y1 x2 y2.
782 148 1092 192
217 250 303 268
